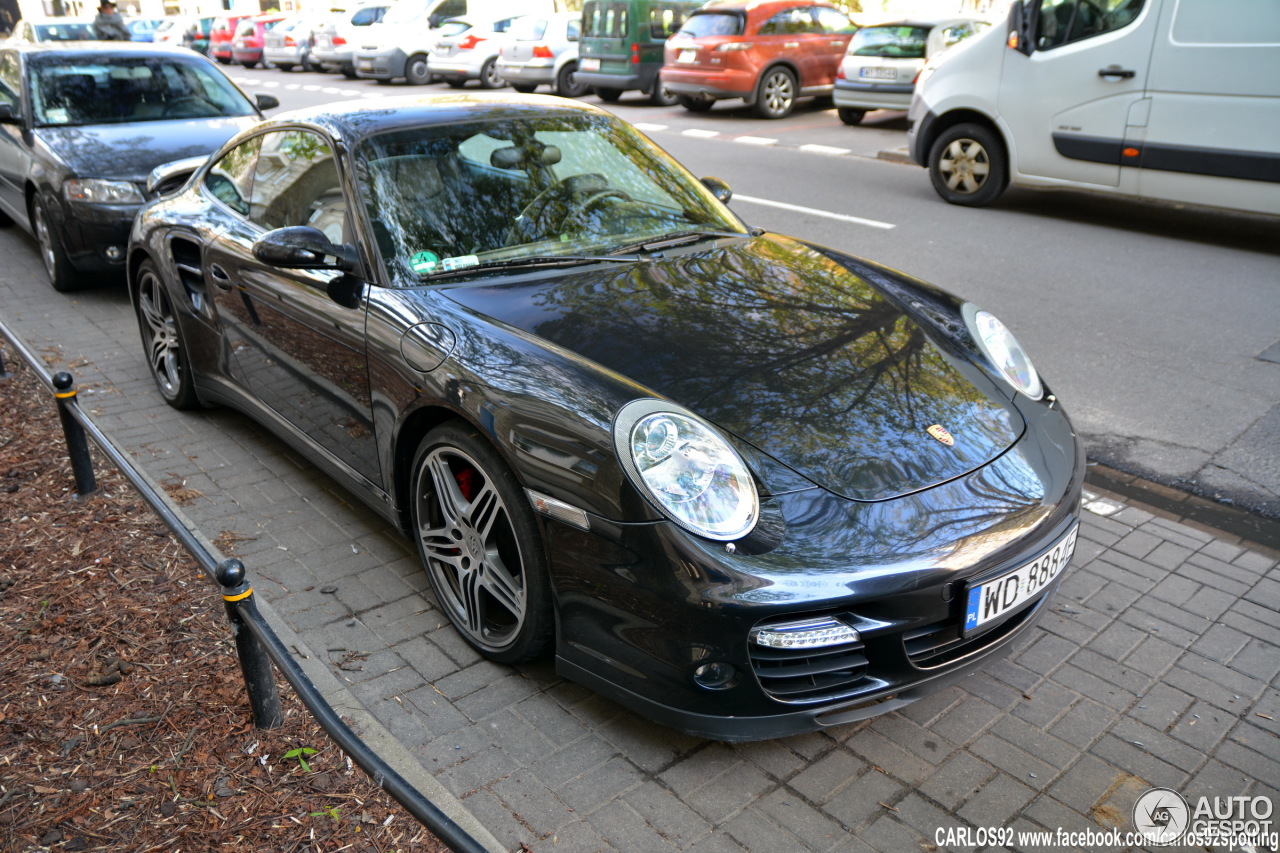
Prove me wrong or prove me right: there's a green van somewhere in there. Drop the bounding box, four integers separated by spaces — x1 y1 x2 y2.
577 0 705 105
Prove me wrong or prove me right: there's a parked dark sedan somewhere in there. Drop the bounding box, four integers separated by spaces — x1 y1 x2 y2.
127 93 1084 741
0 42 278 291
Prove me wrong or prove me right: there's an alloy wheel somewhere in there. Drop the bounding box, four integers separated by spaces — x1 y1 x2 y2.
938 137 991 195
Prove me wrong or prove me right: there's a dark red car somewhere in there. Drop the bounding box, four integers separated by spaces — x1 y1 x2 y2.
208 14 250 65
662 0 857 118
231 14 286 68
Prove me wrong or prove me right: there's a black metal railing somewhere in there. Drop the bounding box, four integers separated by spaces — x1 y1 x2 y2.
0 323 491 853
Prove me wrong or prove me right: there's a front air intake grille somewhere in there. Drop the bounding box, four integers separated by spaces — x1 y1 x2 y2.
749 638 871 704
904 598 1038 669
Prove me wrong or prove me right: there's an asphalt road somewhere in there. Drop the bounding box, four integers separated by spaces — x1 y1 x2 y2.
101 65 1280 519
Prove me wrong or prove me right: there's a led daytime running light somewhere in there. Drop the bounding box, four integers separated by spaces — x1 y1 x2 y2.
751 617 860 649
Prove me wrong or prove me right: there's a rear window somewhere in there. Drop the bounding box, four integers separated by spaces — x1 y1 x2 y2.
436 20 471 37
583 1 629 39
35 22 98 40
678 12 743 38
847 25 930 58
510 17 549 40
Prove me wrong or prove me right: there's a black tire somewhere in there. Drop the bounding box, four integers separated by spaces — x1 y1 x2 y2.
341 64 357 79
134 260 199 410
30 194 85 293
753 67 796 119
477 57 504 89
928 122 1009 207
215 55 231 65
445 77 467 89
410 422 553 664
555 62 589 98
0 206 13 227
837 107 865 126
511 83 537 94
647 80 677 106
375 77 392 85
275 63 295 72
405 53 430 85
594 87 622 103
239 59 258 69
677 94 713 113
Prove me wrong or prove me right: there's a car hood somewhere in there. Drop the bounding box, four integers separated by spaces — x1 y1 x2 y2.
441 234 1025 502
35 117 258 182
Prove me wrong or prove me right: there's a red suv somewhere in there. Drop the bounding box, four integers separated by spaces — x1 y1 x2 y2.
662 1 857 119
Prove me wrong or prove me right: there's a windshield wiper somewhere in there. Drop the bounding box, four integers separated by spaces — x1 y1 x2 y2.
609 228 753 256
418 253 643 281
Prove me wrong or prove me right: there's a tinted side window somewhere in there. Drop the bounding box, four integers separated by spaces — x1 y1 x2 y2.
350 6 385 27
206 136 260 216
813 7 854 34
757 7 816 36
1036 0 1145 50
0 52 19 111
248 130 345 241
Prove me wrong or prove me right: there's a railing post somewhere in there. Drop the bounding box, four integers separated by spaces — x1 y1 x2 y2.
216 558 284 729
52 371 96 498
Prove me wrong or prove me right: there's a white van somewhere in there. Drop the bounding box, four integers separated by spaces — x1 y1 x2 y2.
353 0 548 84
906 0 1280 216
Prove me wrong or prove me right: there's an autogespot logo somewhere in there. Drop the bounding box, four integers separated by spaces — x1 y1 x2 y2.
1134 787 1190 844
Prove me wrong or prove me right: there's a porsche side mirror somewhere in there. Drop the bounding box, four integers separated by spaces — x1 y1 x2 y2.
253 226 359 273
701 176 732 204
255 92 281 111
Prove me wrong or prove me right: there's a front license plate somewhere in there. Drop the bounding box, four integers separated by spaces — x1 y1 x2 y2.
860 66 897 80
580 57 599 71
964 524 1078 636
677 49 697 63
357 59 373 70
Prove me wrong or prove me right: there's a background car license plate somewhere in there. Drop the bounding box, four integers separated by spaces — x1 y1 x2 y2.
677 49 697 63
580 58 599 71
964 524 1078 635
860 67 897 80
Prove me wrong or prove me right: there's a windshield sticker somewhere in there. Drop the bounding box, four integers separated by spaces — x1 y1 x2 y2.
410 250 440 274
441 255 479 272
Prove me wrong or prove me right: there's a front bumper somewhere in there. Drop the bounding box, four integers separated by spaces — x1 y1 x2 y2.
60 201 139 273
550 396 1086 740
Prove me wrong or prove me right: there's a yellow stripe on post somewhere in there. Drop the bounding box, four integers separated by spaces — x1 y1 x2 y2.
223 587 254 602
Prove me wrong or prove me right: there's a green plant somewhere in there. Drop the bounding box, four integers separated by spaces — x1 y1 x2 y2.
310 806 341 821
282 746 318 772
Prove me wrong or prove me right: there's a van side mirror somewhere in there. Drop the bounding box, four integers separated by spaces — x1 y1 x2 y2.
1006 0 1037 56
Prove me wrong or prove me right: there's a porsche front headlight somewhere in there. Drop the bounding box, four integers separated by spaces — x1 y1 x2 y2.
963 304 1044 400
614 399 759 541
65 178 145 205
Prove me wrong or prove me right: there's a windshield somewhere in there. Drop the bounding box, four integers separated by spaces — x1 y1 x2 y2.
847 25 930 58
355 110 747 282
380 0 432 25
30 57 257 127
677 12 743 38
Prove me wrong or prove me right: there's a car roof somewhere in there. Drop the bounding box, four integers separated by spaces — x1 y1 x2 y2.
858 17 988 29
6 41 225 59
266 92 614 144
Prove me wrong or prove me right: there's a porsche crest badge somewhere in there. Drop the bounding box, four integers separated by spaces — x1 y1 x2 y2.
927 425 955 446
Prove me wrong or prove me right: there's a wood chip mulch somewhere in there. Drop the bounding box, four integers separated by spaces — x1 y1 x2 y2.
0 349 449 853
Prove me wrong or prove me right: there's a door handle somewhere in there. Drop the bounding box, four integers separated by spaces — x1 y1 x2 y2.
209 264 233 291
1098 66 1136 79
784 41 799 49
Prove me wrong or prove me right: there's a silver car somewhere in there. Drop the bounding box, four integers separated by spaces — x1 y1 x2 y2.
430 15 519 89
496 12 587 97
833 17 988 125
311 4 388 78
263 15 323 72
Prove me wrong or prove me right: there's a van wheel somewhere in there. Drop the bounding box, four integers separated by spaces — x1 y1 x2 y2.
837 107 865 125
595 87 622 102
677 94 713 112
405 53 431 85
928 122 1008 207
753 67 796 119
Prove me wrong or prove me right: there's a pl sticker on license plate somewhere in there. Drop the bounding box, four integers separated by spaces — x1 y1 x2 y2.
964 524 1078 635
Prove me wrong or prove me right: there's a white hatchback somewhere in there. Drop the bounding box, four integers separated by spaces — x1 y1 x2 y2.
496 12 586 97
833 18 988 126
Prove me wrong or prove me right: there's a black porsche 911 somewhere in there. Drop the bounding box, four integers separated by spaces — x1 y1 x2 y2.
127 93 1084 741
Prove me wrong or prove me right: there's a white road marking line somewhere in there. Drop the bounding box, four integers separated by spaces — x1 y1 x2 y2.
734 195 895 230
321 87 344 94
634 123 668 132
735 136 778 146
683 128 720 138
800 143 852 156
302 85 323 91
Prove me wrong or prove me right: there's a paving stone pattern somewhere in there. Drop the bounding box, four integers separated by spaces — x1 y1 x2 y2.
1 228 1277 852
